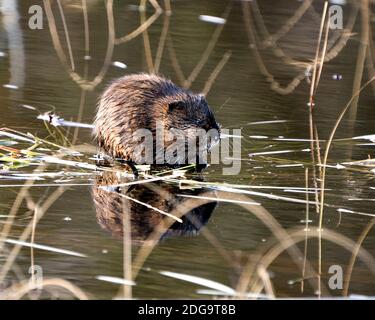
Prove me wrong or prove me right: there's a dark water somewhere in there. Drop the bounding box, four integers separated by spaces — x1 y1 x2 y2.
0 0 375 299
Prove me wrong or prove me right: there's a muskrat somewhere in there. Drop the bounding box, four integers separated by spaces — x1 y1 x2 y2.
94 73 220 168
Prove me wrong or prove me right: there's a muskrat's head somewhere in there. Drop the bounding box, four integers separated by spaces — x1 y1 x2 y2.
163 93 221 143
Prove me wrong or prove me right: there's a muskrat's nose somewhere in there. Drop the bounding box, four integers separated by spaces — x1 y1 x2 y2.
212 128 221 143
213 135 220 145
208 129 221 151
214 132 220 143
215 122 222 135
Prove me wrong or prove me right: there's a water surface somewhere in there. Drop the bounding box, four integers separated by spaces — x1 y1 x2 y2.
0 0 374 299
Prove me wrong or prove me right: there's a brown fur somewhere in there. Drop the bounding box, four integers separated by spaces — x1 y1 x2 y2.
94 73 220 165
92 171 217 243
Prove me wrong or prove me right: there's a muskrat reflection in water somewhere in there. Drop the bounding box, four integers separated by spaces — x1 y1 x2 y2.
92 171 217 244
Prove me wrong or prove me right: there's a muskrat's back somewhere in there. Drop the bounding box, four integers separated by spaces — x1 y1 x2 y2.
94 73 220 164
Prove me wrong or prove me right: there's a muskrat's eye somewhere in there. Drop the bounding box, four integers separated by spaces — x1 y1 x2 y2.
196 119 205 126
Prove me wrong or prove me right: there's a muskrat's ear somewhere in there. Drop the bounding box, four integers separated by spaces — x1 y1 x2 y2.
168 100 186 112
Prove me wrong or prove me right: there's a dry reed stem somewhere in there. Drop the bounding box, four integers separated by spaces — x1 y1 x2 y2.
315 11 331 90
30 205 38 289
318 76 375 244
117 191 182 222
82 0 89 56
343 218 375 296
183 3 232 89
348 0 370 122
140 0 155 73
253 0 358 67
202 51 232 96
316 75 375 297
366 33 375 95
242 1 307 95
247 0 358 95
309 1 329 222
44 0 115 90
128 187 323 296
230 196 325 296
43 0 80 82
251 0 307 66
72 89 87 144
309 1 328 100
89 0 115 89
163 0 171 14
154 9 171 73
114 0 162 45
0 164 46 253
325 4 358 62
254 265 275 299
261 0 313 47
306 2 328 297
0 187 66 284
165 3 231 92
145 184 232 263
56 0 75 71
0 278 90 300
250 228 375 298
117 186 133 299
167 36 186 84
301 168 310 293
131 193 219 280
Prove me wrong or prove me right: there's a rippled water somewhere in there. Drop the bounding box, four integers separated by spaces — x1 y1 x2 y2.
0 0 375 299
